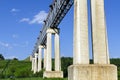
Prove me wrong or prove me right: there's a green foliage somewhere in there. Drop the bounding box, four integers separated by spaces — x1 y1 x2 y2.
61 57 73 77
0 60 33 78
33 69 44 77
118 67 120 80
24 57 30 61
0 58 120 79
0 77 67 80
0 73 4 78
0 54 5 60
15 67 32 78
110 58 120 80
52 59 55 71
110 58 120 67
13 58 18 61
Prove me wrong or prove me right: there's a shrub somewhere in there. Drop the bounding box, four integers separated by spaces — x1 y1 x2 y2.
0 73 5 78
33 69 44 77
15 68 32 78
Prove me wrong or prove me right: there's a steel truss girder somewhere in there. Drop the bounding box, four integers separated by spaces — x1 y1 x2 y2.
33 0 73 54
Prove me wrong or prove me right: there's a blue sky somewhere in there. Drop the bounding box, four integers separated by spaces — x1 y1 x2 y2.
0 0 120 60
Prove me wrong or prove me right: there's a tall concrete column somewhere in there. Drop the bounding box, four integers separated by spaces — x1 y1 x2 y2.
38 45 43 72
68 0 117 80
73 0 89 64
44 28 63 78
91 0 110 64
34 53 38 74
44 47 47 69
31 57 34 71
46 30 52 71
55 32 61 71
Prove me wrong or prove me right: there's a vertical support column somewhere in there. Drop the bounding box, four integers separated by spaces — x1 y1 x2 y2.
44 47 47 69
54 30 61 71
30 55 32 61
38 45 43 72
91 0 110 64
46 29 52 71
68 0 117 80
44 28 63 78
31 57 34 71
73 0 89 64
34 53 38 74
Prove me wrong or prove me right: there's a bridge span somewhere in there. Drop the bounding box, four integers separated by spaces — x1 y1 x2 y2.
32 0 73 55
31 0 117 80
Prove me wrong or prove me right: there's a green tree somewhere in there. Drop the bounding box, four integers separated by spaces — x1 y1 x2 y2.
0 54 5 60
13 58 18 61
61 57 73 77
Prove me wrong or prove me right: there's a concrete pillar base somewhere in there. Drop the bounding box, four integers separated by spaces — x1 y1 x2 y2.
43 71 63 78
68 64 117 80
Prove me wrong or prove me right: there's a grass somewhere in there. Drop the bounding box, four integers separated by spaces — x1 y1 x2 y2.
0 77 67 80
0 58 120 80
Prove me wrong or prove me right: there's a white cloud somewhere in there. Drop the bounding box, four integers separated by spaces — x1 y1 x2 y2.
20 11 48 24
0 41 12 49
11 8 19 12
29 11 48 24
19 18 30 22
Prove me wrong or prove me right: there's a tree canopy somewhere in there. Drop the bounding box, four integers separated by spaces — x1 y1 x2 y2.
0 54 5 60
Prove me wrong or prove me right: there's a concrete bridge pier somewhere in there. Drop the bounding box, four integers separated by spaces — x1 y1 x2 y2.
43 28 63 78
34 53 38 74
68 0 90 79
43 46 47 69
55 32 61 71
37 45 43 72
31 57 35 71
68 0 117 80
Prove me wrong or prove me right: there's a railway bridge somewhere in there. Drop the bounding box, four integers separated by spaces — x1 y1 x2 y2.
31 0 117 80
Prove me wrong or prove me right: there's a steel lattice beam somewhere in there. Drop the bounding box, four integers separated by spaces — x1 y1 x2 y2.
33 0 73 54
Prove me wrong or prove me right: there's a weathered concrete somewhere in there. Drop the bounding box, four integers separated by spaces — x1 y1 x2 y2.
46 28 59 34
31 58 34 71
43 71 63 78
44 47 47 69
91 0 110 64
73 0 89 64
68 0 118 80
34 53 38 74
46 29 52 71
68 64 117 80
55 32 61 71
44 28 63 78
38 45 43 72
